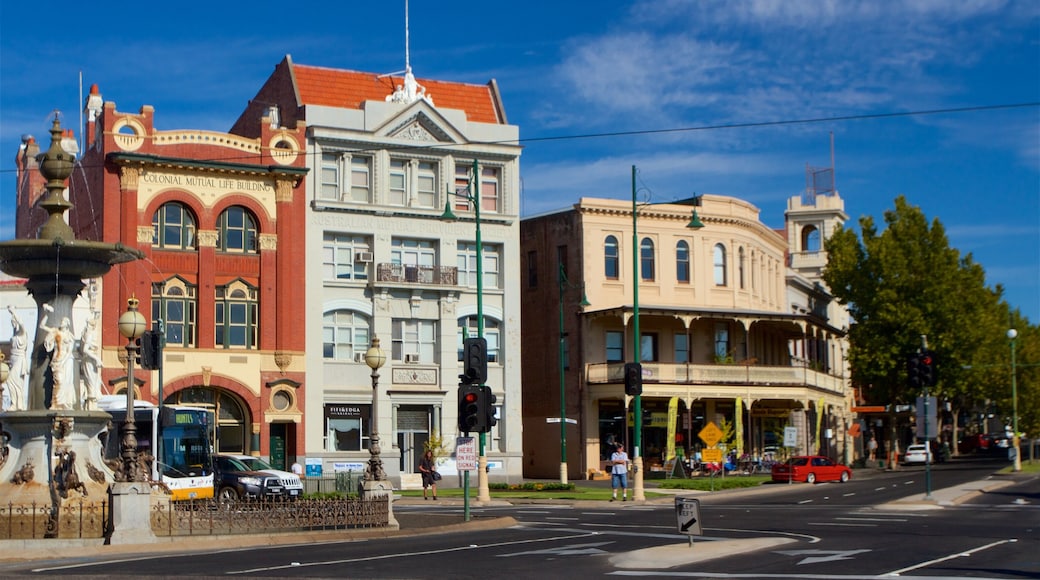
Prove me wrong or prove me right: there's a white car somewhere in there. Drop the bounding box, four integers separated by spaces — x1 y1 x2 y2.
215 454 304 498
903 444 932 465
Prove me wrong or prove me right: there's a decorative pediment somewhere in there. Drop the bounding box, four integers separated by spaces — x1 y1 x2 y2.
386 112 455 143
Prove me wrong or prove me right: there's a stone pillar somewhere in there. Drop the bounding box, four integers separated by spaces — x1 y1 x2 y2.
108 481 158 544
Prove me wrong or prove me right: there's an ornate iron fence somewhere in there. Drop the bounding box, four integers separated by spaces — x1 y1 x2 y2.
1 500 109 539
151 496 389 536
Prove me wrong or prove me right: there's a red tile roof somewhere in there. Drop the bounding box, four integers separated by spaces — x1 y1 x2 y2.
291 64 503 125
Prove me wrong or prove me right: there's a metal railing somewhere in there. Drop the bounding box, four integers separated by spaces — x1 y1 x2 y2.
151 496 389 536
0 500 109 539
587 361 846 395
302 471 365 495
375 263 458 286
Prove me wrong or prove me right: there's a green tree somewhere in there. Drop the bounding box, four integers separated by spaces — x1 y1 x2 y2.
823 196 1035 439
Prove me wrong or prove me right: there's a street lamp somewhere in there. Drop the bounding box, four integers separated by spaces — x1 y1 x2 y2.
558 262 590 484
116 296 147 482
441 159 491 502
364 336 388 483
630 165 704 501
1008 328 1021 472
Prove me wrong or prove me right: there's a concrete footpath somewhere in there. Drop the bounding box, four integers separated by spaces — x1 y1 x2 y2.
2 469 1030 565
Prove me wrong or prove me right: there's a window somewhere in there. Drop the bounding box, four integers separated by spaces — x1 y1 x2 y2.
640 333 657 362
738 247 746 289
604 236 619 279
349 156 371 202
458 316 500 363
392 238 436 268
714 323 730 360
606 331 624 363
325 404 370 452
640 238 655 281
453 162 499 213
714 244 727 286
215 280 258 349
457 243 501 288
527 251 538 287
390 159 437 208
152 278 197 347
676 241 690 283
320 153 340 200
674 333 689 363
323 310 371 360
152 202 196 250
392 319 437 363
217 206 257 253
323 233 370 281
389 160 407 205
480 166 499 213
802 225 821 252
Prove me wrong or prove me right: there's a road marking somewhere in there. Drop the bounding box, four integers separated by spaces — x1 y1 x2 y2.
776 548 871 565
797 499 813 504
546 516 580 521
498 541 614 557
883 538 1017 576
808 522 877 527
835 517 908 522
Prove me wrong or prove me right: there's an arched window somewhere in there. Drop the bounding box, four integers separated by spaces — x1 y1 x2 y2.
458 316 501 363
640 238 655 281
676 241 690 283
738 247 746 289
802 225 821 252
323 310 371 361
604 236 619 279
217 206 258 253
152 277 197 347
713 244 727 286
152 202 196 250
215 280 258 349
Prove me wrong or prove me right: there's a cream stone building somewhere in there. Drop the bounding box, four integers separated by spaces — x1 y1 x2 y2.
231 56 523 484
520 182 851 480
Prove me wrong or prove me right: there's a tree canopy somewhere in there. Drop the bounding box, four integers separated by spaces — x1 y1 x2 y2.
823 195 1037 438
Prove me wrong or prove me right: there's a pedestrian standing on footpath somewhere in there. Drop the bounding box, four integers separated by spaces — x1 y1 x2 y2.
610 442 629 502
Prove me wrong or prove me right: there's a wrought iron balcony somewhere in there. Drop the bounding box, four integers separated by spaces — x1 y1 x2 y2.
586 361 846 396
374 263 458 286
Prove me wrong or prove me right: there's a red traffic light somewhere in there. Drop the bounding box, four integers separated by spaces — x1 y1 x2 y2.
920 354 933 366
463 392 479 404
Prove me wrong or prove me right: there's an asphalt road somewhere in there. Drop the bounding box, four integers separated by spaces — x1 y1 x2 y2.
5 456 1036 579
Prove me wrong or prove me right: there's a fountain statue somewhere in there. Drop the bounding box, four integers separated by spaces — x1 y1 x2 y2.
0 116 144 538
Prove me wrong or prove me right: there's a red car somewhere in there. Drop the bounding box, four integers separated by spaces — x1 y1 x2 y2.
771 455 852 484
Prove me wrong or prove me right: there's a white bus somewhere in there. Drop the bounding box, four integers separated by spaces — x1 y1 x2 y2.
99 396 215 500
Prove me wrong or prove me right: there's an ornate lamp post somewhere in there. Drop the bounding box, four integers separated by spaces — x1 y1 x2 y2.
557 262 589 484
116 296 147 482
630 165 704 501
364 336 388 482
1008 328 1021 472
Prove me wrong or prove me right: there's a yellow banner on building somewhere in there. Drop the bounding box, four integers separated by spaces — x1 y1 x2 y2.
815 397 825 454
666 397 678 460
735 397 744 457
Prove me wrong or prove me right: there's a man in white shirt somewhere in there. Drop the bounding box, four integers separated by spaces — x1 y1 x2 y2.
609 442 629 502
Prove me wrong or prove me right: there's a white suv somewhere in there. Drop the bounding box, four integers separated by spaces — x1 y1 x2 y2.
216 454 304 498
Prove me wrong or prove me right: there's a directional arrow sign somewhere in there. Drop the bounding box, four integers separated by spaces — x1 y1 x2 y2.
675 497 702 536
776 549 871 565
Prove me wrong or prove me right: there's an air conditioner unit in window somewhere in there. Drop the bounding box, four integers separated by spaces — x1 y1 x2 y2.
355 251 373 263
404 353 420 364
354 352 367 363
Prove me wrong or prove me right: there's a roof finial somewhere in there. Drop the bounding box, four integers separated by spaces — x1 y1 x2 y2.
386 0 432 105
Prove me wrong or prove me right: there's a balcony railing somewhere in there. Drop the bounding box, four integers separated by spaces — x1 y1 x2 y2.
587 362 845 395
375 263 458 286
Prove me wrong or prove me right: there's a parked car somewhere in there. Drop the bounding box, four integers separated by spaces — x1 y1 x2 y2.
903 444 933 465
212 454 292 501
771 455 852 484
216 453 303 499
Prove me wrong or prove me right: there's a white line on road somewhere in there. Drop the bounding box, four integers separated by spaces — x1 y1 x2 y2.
808 522 878 527
835 517 908 522
798 499 813 504
882 538 1018 577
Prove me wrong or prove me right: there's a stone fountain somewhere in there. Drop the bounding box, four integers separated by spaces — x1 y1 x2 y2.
0 116 143 538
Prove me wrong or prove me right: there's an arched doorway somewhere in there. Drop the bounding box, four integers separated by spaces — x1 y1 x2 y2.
165 387 249 454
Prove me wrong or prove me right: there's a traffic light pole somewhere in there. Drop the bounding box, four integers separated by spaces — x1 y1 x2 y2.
631 166 645 501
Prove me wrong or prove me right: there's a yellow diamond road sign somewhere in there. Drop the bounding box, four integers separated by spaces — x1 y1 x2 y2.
699 422 723 447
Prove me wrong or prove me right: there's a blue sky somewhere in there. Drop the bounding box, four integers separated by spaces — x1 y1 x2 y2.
2 1 1037 321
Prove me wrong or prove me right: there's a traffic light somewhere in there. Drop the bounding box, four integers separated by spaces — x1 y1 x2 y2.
140 330 163 370
462 337 487 385
907 353 923 388
484 387 498 429
458 384 485 433
624 362 642 396
919 350 937 387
